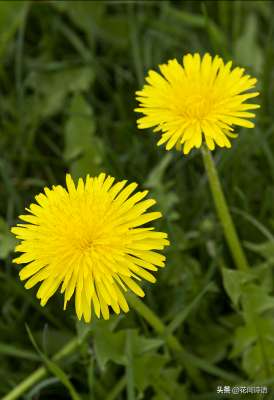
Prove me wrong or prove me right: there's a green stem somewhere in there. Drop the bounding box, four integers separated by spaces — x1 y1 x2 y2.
202 148 272 380
128 294 239 383
2 329 92 400
4 290 242 400
201 147 249 271
128 294 206 390
3 368 46 400
105 376 126 400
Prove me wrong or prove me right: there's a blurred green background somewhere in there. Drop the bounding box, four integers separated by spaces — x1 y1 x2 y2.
1 0 274 399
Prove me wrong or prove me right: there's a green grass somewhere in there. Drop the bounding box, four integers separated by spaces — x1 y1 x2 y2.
1 0 274 399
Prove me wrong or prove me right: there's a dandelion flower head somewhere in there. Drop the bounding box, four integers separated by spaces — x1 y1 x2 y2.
135 53 259 154
11 173 169 322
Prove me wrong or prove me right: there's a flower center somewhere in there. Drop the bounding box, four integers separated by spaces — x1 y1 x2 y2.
66 226 98 254
175 90 216 122
78 237 94 252
185 94 210 120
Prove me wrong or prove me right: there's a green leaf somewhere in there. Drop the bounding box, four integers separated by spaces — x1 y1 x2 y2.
0 342 39 361
242 337 274 379
94 329 126 369
145 153 173 188
192 322 231 364
0 218 16 259
230 283 274 379
37 329 73 357
60 1 105 37
166 282 217 335
0 1 27 57
94 327 164 371
164 6 205 28
145 154 179 222
64 93 104 178
26 325 81 400
235 13 263 74
231 323 257 358
126 330 135 400
134 353 168 392
76 320 92 344
202 3 228 55
153 366 188 400
245 241 274 260
222 268 254 307
250 262 274 293
242 284 274 315
131 331 163 356
28 67 94 118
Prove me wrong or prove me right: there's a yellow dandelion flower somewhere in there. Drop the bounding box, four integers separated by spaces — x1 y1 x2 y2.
11 173 169 322
135 53 260 154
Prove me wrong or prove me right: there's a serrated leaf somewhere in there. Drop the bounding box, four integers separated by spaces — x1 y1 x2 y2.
134 353 168 392
131 331 163 356
242 284 274 315
28 67 94 118
94 328 164 371
222 268 254 307
94 329 126 369
251 262 274 293
242 339 274 379
159 367 187 399
231 324 257 358
231 310 274 379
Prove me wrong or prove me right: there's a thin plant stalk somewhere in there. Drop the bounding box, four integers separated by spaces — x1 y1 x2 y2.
2 330 91 400
3 297 206 400
201 146 272 381
201 146 249 271
5 293 244 400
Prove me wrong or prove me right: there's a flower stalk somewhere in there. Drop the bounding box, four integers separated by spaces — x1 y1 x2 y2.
3 298 204 400
201 146 249 271
2 330 91 400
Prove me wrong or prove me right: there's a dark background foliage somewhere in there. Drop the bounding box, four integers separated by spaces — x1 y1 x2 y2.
1 1 274 399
